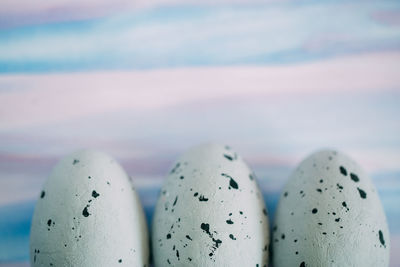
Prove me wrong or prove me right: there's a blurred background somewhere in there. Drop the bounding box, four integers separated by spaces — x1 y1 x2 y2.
0 0 399 266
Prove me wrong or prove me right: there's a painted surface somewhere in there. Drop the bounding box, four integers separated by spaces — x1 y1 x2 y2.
0 0 399 266
152 144 269 266
273 150 390 266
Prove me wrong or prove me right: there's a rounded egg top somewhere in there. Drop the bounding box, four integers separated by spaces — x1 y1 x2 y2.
273 149 390 267
30 150 149 267
152 144 269 267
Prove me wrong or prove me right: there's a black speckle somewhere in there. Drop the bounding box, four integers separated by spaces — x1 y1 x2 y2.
221 173 239 189
281 234 285 239
170 162 181 174
337 183 344 190
199 195 208 202
229 234 236 240
92 190 100 198
342 201 349 211
339 166 347 176
284 192 288 197
379 230 386 247
319 179 323 183
194 192 199 197
201 223 210 233
316 188 322 193
40 191 45 198
300 262 306 267
263 208 268 216
166 234 171 239
73 159 79 165
118 259 122 263
186 235 192 241
173 196 178 206
249 174 255 180
82 206 90 217
180 176 184 180
223 154 234 161
226 219 234 224
357 187 367 199
312 208 318 214
47 219 52 227
350 173 359 182
335 218 340 222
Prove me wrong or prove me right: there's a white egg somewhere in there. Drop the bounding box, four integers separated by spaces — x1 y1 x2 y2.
30 150 149 266
273 150 390 267
152 144 269 266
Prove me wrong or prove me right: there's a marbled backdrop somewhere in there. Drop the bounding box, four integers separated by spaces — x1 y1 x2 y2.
0 0 399 266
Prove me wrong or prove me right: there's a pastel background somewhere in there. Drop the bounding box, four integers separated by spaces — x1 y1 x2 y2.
0 0 399 266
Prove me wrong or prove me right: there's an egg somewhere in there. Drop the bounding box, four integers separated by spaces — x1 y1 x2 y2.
272 150 390 267
30 150 149 266
152 144 269 266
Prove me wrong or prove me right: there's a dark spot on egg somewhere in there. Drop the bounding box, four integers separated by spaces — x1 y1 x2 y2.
339 166 347 176
72 159 79 165
337 183 344 190
300 262 306 267
200 223 210 233
166 234 171 239
229 234 236 240
223 154 234 161
40 191 45 198
379 230 386 247
91 190 99 198
263 208 267 216
186 235 192 241
226 219 234 224
170 162 181 174
357 188 367 199
312 208 318 214
118 259 122 263
350 173 359 182
221 173 239 189
199 195 208 202
82 206 90 217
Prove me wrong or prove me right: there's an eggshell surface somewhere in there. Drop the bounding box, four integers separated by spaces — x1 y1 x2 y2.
273 150 390 267
152 144 269 267
30 150 149 266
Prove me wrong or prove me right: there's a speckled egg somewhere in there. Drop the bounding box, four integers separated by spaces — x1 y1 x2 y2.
152 144 269 266
30 150 149 266
272 150 390 267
